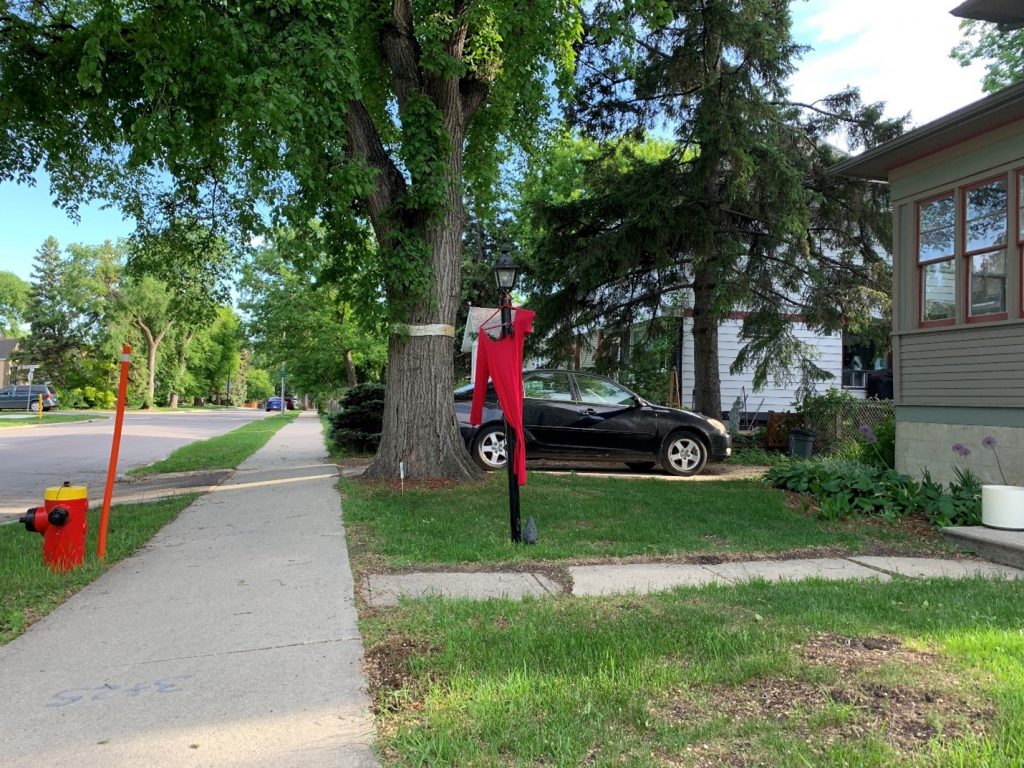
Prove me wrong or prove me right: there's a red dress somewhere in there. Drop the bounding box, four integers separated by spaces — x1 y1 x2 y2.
470 308 535 484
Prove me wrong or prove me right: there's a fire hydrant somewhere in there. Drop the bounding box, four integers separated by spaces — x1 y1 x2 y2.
19 482 89 572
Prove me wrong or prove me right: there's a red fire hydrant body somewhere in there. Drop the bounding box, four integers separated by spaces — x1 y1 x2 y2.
19 483 89 572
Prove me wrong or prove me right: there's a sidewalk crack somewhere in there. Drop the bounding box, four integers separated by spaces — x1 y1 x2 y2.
119 636 367 667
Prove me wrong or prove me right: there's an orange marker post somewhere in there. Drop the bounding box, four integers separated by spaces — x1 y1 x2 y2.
98 345 131 560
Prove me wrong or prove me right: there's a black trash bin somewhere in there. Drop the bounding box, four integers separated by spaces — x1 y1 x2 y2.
788 428 815 458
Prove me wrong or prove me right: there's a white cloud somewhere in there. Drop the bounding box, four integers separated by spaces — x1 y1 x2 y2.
789 0 989 128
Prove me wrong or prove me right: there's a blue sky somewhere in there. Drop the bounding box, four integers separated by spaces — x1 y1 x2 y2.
0 0 988 283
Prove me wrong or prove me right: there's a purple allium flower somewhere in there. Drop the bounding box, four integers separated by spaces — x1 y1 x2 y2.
858 424 878 445
982 435 1008 484
952 443 972 458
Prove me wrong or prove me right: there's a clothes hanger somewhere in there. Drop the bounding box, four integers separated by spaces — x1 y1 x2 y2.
479 303 522 335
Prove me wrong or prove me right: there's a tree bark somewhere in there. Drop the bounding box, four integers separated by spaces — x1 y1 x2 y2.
364 140 480 481
691 261 721 418
136 321 168 408
344 350 357 387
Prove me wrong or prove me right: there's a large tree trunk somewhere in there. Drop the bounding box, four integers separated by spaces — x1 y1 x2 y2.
691 261 721 418
352 4 489 480
364 154 479 481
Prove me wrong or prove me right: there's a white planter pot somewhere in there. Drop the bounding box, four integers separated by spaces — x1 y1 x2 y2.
981 485 1024 531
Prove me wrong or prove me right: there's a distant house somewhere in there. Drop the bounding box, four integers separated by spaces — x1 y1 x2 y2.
832 1 1024 484
0 338 19 387
569 315 848 419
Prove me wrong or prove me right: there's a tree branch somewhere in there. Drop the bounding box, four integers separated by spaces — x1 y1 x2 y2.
380 0 422 109
345 100 407 226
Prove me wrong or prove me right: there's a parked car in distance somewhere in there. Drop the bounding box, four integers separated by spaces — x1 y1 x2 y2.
455 369 732 476
0 384 58 412
265 396 296 411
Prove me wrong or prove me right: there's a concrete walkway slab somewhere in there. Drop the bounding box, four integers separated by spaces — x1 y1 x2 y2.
849 556 1024 579
363 572 560 607
569 563 722 596
0 413 378 768
704 558 889 584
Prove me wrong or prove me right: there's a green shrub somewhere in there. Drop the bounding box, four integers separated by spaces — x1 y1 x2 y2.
766 456 980 527
60 386 116 409
329 383 385 454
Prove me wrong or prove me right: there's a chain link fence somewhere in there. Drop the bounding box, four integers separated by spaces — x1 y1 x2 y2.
805 399 894 454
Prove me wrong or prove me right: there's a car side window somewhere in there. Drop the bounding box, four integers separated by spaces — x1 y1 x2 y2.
0 387 12 397
575 374 635 405
523 372 575 402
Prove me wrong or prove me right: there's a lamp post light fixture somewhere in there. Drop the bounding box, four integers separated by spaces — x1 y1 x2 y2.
492 246 523 542
493 247 519 339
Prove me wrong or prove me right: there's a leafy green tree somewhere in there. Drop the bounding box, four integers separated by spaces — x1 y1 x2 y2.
1 1 582 479
0 270 29 336
952 20 1024 93
189 308 244 405
109 274 178 408
245 368 275 402
239 242 388 401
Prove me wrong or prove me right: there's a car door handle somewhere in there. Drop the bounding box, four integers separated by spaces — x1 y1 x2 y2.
579 408 595 415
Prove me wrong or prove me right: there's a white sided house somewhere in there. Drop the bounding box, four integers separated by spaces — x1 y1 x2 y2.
677 315 847 418
571 313 865 420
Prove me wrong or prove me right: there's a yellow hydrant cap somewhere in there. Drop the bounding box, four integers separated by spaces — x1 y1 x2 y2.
45 485 88 502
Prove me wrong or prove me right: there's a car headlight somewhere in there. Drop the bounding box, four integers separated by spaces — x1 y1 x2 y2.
706 417 727 435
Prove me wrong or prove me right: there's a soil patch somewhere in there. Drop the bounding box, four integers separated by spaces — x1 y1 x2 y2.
363 635 442 714
666 633 992 755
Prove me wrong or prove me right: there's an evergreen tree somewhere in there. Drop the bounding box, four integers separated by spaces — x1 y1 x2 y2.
16 237 110 387
526 0 903 414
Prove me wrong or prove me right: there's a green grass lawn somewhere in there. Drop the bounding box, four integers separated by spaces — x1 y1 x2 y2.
0 495 198 643
0 413 105 428
341 473 949 570
344 472 1022 766
129 410 299 475
364 578 1024 767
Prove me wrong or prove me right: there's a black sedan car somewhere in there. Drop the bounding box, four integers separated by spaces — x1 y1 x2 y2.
455 369 731 477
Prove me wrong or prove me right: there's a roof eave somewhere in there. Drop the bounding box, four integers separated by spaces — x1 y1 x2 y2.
829 80 1024 181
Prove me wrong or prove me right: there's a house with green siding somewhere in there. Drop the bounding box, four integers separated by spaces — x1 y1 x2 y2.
833 5 1024 484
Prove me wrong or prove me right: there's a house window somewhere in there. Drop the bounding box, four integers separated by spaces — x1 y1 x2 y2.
918 194 955 324
964 178 1007 319
1018 169 1024 317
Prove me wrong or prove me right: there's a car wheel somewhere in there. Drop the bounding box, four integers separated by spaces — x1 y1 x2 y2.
625 461 656 471
660 432 708 477
472 424 508 471
29 400 40 413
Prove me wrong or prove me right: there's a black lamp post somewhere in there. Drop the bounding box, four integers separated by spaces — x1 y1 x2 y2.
493 246 521 542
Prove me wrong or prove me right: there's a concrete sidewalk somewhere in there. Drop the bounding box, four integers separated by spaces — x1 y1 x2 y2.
0 412 378 768
363 555 1024 606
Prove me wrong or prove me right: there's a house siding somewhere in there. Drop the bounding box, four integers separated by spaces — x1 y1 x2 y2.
679 318 845 416
897 322 1024 407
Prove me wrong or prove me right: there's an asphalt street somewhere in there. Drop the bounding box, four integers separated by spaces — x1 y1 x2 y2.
0 409 272 519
